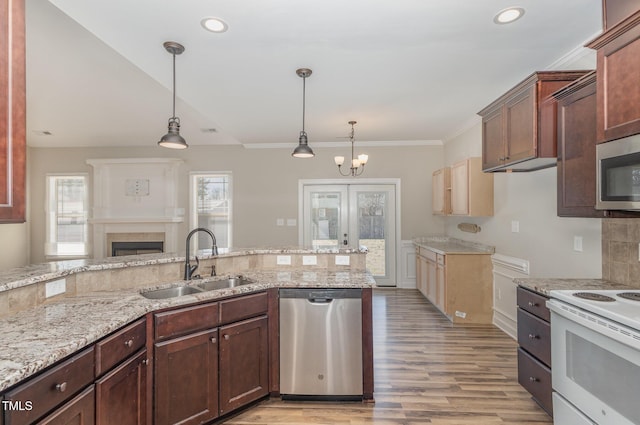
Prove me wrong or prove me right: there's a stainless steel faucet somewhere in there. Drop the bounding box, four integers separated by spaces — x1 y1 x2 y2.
184 228 218 280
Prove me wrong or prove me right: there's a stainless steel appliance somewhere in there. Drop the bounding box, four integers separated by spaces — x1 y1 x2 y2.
596 134 640 210
279 288 363 400
548 289 640 425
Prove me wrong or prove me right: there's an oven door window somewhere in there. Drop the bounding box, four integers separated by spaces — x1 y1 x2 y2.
601 152 640 201
553 312 640 425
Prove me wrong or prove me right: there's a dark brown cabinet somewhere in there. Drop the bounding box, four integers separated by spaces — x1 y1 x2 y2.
479 71 590 172
219 316 269 415
95 350 148 425
0 0 26 223
516 287 552 416
588 7 640 142
553 71 607 218
154 329 219 425
37 386 95 425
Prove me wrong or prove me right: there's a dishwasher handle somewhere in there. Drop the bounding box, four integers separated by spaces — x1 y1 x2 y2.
307 297 334 304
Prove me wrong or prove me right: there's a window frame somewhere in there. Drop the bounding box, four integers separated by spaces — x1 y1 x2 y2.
44 173 90 259
189 172 233 253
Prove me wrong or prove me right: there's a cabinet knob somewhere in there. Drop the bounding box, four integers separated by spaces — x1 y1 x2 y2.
528 301 538 307
529 377 539 382
211 337 217 343
55 382 68 393
528 334 538 340
224 335 230 340
142 359 149 366
124 339 134 347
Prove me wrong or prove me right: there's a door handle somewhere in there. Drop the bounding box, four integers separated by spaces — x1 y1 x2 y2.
343 233 348 246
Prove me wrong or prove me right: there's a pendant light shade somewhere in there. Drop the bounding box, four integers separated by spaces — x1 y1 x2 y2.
292 68 315 158
158 41 188 149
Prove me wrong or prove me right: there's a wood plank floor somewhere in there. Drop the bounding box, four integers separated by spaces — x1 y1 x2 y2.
222 288 553 424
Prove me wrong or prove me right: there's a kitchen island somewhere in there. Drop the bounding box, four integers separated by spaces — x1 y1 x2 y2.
0 248 375 424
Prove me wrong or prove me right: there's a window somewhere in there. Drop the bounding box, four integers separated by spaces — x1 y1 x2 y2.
45 174 89 257
190 173 232 252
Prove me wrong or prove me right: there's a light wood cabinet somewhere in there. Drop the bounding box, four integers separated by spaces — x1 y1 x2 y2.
431 167 451 215
414 245 492 324
479 71 590 172
0 0 26 223
450 158 494 216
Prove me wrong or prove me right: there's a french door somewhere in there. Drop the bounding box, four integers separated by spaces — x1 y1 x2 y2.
300 181 397 287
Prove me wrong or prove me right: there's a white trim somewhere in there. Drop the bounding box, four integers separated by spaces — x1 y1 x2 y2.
491 253 530 275
298 178 402 286
189 171 233 252
546 31 602 70
244 140 442 149
86 158 184 165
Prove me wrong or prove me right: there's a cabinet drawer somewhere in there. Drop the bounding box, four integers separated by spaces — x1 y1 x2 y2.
517 287 550 321
5 347 95 425
95 318 146 376
36 385 95 425
518 348 552 415
421 248 437 262
155 302 219 341
219 292 268 325
517 309 551 367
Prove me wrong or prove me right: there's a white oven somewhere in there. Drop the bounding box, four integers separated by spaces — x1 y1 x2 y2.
548 295 640 425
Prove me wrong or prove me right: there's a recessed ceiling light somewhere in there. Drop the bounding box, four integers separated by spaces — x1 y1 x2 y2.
201 17 228 33
493 7 525 24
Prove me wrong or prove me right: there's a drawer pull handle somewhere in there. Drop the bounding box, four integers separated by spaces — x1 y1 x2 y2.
528 334 538 340
528 301 538 307
142 359 149 365
529 377 539 382
55 382 68 392
224 335 230 340
124 339 134 347
211 337 217 343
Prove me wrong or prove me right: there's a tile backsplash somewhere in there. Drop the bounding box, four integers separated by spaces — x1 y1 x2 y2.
602 218 640 287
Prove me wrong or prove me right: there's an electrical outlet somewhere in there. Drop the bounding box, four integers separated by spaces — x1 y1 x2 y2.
276 255 291 265
303 255 317 265
276 218 284 226
573 236 583 252
335 255 350 266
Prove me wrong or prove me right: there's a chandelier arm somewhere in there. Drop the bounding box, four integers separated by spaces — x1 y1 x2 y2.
337 164 352 176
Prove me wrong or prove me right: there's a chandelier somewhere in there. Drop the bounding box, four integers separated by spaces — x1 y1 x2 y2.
291 68 315 158
334 121 368 176
158 41 188 149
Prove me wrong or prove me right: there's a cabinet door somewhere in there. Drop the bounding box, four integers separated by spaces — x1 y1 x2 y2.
556 73 605 218
95 350 148 425
505 85 537 164
37 386 95 425
590 13 640 142
436 256 447 314
481 106 505 170
450 161 469 215
219 316 269 415
154 329 219 425
431 168 450 215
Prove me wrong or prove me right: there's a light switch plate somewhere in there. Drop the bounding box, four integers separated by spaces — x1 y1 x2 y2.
335 255 350 266
511 220 520 233
46 278 66 298
276 218 284 226
573 236 583 252
276 255 291 265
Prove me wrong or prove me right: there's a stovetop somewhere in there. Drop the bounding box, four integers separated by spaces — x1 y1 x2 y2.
550 289 640 331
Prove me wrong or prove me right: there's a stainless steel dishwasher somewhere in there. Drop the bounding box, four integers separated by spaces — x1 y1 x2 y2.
279 288 363 400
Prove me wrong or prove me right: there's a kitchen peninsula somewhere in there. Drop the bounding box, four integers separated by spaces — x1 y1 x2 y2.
0 248 374 425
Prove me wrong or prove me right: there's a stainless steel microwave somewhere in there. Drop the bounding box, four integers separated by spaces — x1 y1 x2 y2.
597 134 640 210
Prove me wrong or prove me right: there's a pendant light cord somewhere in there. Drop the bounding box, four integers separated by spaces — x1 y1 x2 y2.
171 53 176 120
301 75 306 133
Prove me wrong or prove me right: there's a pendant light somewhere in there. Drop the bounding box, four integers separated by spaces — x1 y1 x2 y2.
334 121 368 176
158 41 188 149
292 68 315 158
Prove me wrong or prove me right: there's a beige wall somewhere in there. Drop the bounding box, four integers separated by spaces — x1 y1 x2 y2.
442 122 602 278
22 143 444 265
0 224 29 270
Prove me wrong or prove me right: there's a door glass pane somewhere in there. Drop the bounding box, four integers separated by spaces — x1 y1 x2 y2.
357 192 386 276
310 192 341 249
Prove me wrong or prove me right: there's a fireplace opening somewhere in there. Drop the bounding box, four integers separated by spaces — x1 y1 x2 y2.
111 241 164 257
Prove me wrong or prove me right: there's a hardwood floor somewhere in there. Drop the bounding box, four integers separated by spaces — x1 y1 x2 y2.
222 288 553 424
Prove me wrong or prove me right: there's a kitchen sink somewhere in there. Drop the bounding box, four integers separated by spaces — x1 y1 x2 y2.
140 276 256 299
140 285 203 299
195 276 255 291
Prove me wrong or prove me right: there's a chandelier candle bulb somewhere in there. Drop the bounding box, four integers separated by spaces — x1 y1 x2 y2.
358 154 368 164
334 156 345 166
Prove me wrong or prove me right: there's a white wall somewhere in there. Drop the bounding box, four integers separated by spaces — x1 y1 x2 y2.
442 122 601 278
22 143 445 265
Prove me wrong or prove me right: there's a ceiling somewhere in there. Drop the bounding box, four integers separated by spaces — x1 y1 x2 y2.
25 0 602 149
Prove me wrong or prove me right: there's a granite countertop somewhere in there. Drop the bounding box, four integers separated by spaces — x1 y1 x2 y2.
0 246 367 293
514 277 635 297
413 236 495 255
0 269 374 392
